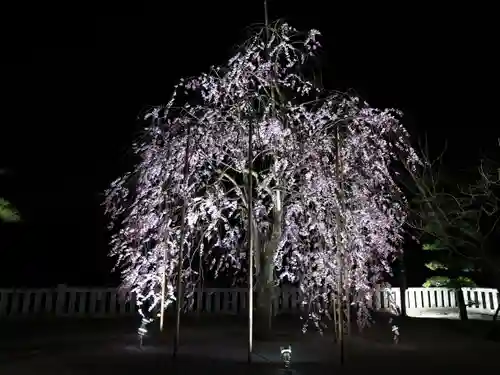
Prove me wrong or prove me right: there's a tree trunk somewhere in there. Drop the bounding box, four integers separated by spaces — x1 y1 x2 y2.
255 248 274 338
493 286 500 322
486 304 500 341
456 288 468 321
255 195 282 338
483 287 500 341
493 303 500 322
491 281 500 322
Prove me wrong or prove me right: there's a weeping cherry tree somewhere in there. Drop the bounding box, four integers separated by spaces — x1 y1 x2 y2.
104 22 419 336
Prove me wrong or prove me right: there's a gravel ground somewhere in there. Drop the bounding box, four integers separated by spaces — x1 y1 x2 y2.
0 316 498 374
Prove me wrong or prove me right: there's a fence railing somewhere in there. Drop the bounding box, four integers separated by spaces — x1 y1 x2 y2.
375 287 499 315
0 285 498 318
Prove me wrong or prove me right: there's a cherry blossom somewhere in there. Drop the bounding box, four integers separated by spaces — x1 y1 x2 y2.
104 22 418 333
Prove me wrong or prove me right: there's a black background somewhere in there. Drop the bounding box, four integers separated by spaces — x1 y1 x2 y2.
0 3 497 287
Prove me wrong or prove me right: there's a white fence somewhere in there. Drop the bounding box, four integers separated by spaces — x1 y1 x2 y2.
375 287 499 318
0 285 498 318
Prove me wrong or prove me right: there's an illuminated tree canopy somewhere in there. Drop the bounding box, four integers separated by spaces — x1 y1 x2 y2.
104 22 419 332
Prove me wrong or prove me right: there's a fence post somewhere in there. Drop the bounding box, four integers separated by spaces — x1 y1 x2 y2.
55 284 67 316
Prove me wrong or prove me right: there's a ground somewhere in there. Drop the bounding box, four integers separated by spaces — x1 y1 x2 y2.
0 313 498 374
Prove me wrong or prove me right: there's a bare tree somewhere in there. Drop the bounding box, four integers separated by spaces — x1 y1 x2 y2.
461 147 500 322
402 140 500 322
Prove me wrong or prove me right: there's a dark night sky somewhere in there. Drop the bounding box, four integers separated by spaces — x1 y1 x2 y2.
0 4 497 287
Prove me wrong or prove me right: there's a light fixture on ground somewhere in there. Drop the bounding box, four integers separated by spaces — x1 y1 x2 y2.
280 345 292 369
138 316 152 348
